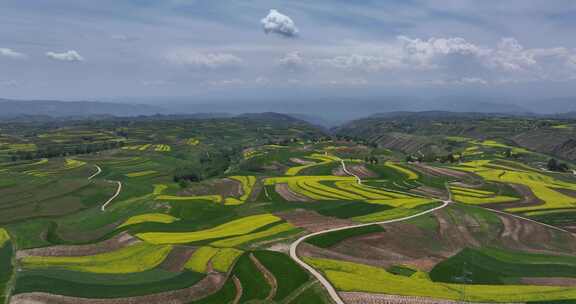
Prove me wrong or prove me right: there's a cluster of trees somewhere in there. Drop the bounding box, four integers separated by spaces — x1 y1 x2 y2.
503 149 521 159
364 156 379 164
173 148 235 188
9 141 124 161
547 158 571 172
406 153 461 164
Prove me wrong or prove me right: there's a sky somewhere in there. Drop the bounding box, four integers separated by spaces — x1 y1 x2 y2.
1 0 576 101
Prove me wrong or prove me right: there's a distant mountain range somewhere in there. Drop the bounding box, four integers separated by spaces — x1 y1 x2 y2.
1 97 576 126
0 99 166 118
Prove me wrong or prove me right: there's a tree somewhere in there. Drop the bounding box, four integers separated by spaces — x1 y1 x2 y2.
547 158 570 173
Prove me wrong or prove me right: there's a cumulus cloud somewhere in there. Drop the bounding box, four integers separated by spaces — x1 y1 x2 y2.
484 38 536 72
261 9 299 38
0 48 26 59
46 50 84 62
277 51 307 72
398 36 485 69
166 51 243 70
306 36 576 85
320 54 403 71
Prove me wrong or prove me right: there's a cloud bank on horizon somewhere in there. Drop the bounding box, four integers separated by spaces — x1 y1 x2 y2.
1 0 576 100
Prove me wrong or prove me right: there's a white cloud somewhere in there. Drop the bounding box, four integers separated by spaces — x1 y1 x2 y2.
398 36 484 68
261 9 299 38
485 38 536 72
320 53 403 71
166 51 243 70
0 48 26 59
277 51 307 72
46 50 84 62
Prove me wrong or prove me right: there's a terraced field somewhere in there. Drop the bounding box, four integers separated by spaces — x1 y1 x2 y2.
1 115 575 304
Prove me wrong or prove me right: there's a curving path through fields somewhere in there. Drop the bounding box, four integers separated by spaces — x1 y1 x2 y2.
100 181 122 212
289 157 452 304
88 165 123 212
88 165 102 180
339 159 362 185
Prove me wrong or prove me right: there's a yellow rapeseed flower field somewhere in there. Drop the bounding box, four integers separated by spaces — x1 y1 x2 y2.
210 222 295 247
0 228 10 247
118 213 179 228
305 257 576 302
21 243 172 274
136 214 282 245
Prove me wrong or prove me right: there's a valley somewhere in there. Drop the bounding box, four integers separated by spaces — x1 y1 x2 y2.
0 113 575 304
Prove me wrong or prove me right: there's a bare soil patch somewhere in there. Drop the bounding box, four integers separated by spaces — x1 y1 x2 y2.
520 277 576 287
333 164 376 178
159 246 196 272
17 232 139 259
339 292 516 304
274 209 355 233
552 187 576 198
275 183 310 202
410 186 447 200
231 276 242 304
496 213 576 254
290 158 315 165
300 220 448 271
483 183 543 210
412 163 472 179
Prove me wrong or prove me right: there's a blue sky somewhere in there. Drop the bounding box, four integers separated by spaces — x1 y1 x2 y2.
1 0 576 101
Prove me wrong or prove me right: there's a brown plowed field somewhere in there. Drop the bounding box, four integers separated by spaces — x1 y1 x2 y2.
17 232 139 258
158 246 196 272
333 164 376 178
483 183 543 210
274 209 355 233
275 183 310 202
339 292 520 304
412 163 472 179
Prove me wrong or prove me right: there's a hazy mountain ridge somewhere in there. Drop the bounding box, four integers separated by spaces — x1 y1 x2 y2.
0 99 166 118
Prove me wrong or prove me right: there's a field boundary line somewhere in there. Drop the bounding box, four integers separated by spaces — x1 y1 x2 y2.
447 182 572 234
3 231 17 304
483 207 572 234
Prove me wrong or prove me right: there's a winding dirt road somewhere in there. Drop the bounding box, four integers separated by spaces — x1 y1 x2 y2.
88 165 102 180
88 165 123 212
289 156 452 304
